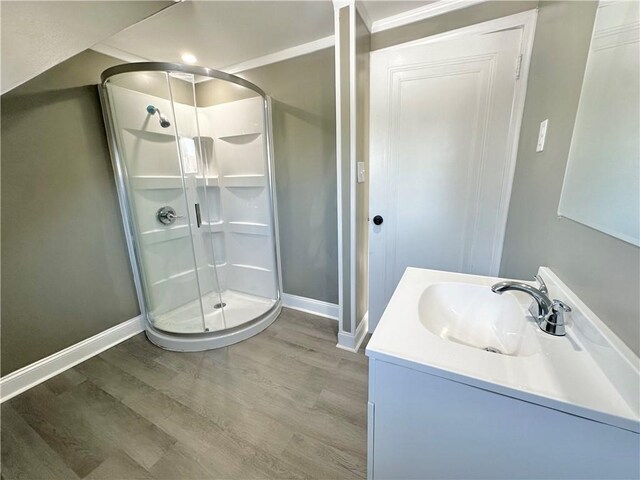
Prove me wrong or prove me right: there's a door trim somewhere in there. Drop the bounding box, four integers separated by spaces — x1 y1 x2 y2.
367 9 538 332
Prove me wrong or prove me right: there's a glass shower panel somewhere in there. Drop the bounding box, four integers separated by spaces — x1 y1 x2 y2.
194 78 280 329
104 71 206 333
167 72 227 333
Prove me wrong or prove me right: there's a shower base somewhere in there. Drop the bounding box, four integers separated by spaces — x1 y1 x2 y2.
152 290 277 334
145 292 281 352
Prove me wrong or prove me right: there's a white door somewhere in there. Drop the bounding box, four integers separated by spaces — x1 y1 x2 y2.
368 27 526 330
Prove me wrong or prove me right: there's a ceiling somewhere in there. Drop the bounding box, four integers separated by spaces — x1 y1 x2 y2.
98 1 335 71
0 0 171 94
96 1 435 72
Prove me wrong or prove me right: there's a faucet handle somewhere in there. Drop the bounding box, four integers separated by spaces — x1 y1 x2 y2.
551 300 571 313
534 274 548 294
539 300 571 336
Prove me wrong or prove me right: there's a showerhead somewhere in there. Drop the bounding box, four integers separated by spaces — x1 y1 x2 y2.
146 104 171 128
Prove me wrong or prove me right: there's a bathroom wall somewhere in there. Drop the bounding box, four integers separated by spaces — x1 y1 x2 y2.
355 10 371 331
500 1 640 356
235 49 340 306
1 50 139 376
197 48 339 305
370 0 538 51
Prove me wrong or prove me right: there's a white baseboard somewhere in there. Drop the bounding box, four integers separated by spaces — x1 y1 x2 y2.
281 293 339 320
0 315 145 403
337 312 369 353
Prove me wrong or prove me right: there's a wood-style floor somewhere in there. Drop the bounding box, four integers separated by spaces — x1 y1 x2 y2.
1 308 370 480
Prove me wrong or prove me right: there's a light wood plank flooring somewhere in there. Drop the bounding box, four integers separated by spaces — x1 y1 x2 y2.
1 308 370 480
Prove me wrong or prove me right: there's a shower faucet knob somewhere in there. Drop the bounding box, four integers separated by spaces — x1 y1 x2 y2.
157 206 182 225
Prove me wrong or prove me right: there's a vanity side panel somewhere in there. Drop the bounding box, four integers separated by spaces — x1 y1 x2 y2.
371 359 639 479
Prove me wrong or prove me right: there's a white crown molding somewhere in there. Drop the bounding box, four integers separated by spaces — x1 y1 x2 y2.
0 315 145 403
94 1 485 76
371 0 487 34
355 1 374 32
337 312 369 352
222 35 335 75
282 293 339 321
91 42 151 63
94 35 335 78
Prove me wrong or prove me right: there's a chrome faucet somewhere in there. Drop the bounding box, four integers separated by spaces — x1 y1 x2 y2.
491 275 571 336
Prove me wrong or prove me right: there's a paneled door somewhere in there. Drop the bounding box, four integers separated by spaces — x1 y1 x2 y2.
368 26 527 330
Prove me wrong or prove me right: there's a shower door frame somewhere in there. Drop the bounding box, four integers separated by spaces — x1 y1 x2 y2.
99 62 283 350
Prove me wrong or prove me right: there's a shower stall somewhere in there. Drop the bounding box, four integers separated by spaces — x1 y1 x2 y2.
100 63 282 351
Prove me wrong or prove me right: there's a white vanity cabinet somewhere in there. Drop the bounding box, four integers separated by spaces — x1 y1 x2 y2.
367 357 639 479
366 267 639 479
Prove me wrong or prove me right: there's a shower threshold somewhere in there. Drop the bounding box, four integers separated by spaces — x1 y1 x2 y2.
152 290 277 334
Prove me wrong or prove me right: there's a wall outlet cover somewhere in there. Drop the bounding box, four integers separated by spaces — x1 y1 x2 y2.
536 119 548 152
357 161 365 183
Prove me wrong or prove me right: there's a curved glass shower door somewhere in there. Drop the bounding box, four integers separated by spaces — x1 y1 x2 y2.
102 65 280 340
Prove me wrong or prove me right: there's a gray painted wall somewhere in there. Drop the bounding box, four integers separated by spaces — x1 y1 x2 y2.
1 50 139 376
500 1 640 356
237 48 339 305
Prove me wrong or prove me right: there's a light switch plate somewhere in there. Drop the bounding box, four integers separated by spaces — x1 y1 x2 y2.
536 119 548 152
357 161 365 183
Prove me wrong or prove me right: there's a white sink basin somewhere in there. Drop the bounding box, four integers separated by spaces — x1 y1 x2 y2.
366 267 640 433
418 282 538 356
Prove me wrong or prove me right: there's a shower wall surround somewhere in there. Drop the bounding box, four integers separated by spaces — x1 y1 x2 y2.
103 68 281 349
209 48 339 305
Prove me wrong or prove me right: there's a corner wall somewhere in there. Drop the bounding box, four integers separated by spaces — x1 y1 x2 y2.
236 48 340 305
1 50 139 376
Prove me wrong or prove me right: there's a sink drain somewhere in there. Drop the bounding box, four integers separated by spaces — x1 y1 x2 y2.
483 347 502 354
213 302 226 309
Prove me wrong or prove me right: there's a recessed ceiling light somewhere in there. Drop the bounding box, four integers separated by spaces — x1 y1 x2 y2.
181 53 197 64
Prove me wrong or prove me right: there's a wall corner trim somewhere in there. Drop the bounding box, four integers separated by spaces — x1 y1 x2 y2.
0 315 145 403
282 293 339 321
337 312 369 352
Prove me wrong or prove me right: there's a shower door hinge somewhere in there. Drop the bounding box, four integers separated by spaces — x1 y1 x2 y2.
515 54 524 80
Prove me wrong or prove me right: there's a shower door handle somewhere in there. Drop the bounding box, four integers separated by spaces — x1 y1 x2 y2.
194 203 202 228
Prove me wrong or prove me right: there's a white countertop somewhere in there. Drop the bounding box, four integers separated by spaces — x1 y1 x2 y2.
366 267 640 433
